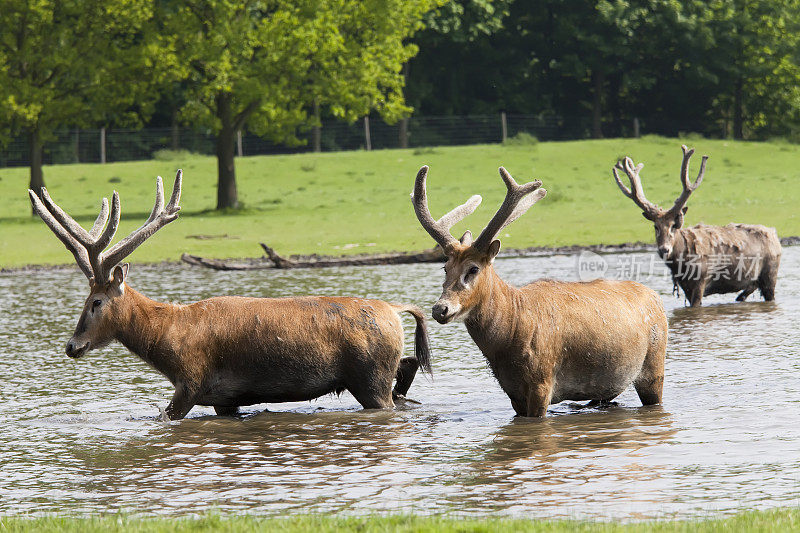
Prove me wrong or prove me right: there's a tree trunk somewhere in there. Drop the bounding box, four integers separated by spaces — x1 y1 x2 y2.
591 70 604 139
29 129 45 213
171 109 180 150
399 117 409 149
215 94 238 209
733 77 744 140
399 63 409 149
312 99 321 152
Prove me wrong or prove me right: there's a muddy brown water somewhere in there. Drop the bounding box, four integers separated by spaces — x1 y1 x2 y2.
1 249 799 519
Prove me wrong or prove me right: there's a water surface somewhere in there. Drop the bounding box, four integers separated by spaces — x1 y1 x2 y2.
1 249 799 519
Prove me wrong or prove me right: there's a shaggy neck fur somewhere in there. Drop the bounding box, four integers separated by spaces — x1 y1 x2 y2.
109 286 187 385
464 266 527 355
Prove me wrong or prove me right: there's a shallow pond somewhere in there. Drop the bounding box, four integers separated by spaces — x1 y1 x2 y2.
1 248 799 519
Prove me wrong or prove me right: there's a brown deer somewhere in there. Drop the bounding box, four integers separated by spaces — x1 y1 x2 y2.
29 171 431 420
613 145 781 307
412 165 667 417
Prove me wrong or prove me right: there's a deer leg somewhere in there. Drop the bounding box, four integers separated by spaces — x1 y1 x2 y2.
758 265 778 301
214 405 239 416
688 282 705 307
164 384 198 420
634 337 665 406
524 379 554 418
392 356 420 399
347 363 395 410
736 287 756 302
510 397 528 416
349 386 394 409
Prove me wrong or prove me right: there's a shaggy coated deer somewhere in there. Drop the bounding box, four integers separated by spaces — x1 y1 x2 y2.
613 145 781 306
412 166 667 417
30 171 431 420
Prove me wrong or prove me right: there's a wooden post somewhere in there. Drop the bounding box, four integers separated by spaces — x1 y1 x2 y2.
364 116 372 151
237 130 243 157
633 117 640 138
501 112 508 143
100 128 106 164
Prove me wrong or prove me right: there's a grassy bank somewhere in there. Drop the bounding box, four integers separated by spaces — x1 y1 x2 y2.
1 137 798 268
1 510 799 532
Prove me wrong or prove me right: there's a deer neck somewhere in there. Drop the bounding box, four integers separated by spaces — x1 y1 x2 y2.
666 229 690 265
110 285 184 384
464 266 524 350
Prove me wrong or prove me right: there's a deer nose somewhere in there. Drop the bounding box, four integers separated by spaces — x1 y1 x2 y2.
432 303 448 321
658 245 670 257
65 340 89 358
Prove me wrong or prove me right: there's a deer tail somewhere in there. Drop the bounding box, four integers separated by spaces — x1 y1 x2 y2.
393 304 432 374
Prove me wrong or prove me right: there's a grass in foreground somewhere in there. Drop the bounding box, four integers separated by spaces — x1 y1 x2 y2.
1 136 799 268
1 510 799 532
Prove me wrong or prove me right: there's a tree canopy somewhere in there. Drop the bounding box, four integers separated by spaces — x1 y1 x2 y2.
164 0 439 209
0 0 170 195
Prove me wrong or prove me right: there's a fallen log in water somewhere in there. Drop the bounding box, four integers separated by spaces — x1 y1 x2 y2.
181 244 446 270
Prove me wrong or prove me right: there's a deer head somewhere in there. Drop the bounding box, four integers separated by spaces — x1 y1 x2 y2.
29 171 182 358
412 165 546 323
613 145 707 258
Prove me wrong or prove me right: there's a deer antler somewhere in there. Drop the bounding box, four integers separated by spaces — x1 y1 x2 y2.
412 166 482 250
612 157 662 219
29 170 182 283
472 167 546 252
666 144 707 216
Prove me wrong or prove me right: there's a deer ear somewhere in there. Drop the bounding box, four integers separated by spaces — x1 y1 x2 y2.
487 239 501 261
641 211 655 221
112 263 129 287
459 230 473 246
681 206 688 215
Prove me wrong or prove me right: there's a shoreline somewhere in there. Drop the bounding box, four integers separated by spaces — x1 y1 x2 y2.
4 236 799 274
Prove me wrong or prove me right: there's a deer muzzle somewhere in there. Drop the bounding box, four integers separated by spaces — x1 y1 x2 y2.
432 299 460 324
65 339 90 359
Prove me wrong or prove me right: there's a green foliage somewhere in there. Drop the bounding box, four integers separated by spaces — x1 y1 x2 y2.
503 132 539 146
407 0 800 140
0 0 173 175
160 0 440 208
153 149 198 162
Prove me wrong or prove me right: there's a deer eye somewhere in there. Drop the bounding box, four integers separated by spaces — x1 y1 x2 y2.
92 299 102 309
464 265 480 281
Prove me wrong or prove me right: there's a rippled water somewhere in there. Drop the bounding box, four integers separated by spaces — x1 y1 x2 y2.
1 248 799 519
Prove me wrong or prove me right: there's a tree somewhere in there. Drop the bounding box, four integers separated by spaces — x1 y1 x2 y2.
166 0 438 210
0 0 169 201
701 0 800 139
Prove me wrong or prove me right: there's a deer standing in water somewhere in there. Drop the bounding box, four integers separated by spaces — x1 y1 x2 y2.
613 145 781 306
30 171 430 420
412 166 667 417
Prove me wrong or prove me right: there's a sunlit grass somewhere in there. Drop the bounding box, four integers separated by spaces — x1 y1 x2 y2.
1 510 799 532
1 138 798 268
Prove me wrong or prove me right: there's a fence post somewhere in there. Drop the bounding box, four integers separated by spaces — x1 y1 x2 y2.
100 128 106 164
364 116 372 151
501 112 508 143
633 117 640 138
237 130 243 157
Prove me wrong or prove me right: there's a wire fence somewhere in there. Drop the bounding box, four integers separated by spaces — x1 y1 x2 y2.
0 113 602 168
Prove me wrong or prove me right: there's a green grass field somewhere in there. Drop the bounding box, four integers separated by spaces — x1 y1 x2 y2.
1 510 798 532
1 136 798 268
